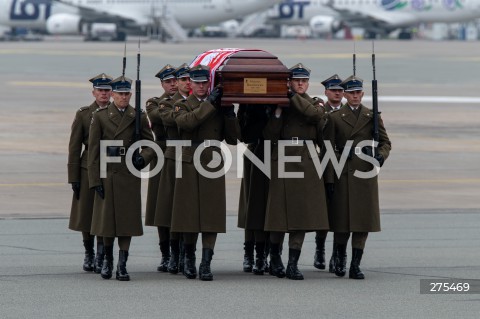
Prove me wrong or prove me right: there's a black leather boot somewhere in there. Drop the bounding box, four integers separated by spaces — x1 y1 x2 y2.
199 248 214 281
313 237 326 270
264 239 270 273
157 241 170 272
94 241 104 274
286 249 304 280
82 239 95 272
168 240 180 274
183 244 197 279
252 242 266 275
243 241 254 272
349 248 365 279
101 245 114 280
178 239 185 274
335 244 347 277
329 242 337 273
269 243 285 278
116 250 130 281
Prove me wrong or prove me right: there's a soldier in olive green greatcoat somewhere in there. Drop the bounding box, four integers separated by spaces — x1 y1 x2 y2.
264 64 329 280
150 63 191 274
324 75 391 280
68 73 112 273
171 65 240 281
145 64 177 272
88 76 156 281
237 103 272 275
312 74 345 273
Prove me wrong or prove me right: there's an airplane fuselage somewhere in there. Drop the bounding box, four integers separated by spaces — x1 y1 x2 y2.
0 0 279 30
268 0 480 26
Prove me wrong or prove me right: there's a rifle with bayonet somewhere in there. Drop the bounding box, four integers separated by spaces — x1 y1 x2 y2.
135 39 142 142
371 41 379 156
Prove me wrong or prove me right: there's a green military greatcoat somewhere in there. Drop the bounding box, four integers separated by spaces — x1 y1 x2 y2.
88 102 155 237
324 104 391 232
68 101 101 232
263 93 329 232
170 95 239 233
144 92 169 226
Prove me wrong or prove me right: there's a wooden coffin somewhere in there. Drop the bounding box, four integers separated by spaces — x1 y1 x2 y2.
215 50 290 106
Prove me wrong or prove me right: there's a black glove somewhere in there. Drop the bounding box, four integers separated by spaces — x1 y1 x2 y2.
362 146 373 157
133 153 145 170
71 182 80 200
326 183 334 201
221 105 235 118
374 154 384 167
95 185 104 199
287 90 296 99
207 86 223 105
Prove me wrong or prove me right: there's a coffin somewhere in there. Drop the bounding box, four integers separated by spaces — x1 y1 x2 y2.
211 50 290 106
191 49 290 106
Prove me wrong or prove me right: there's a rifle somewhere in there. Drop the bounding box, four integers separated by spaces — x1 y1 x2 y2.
122 41 126 78
371 41 379 156
353 40 356 76
135 39 142 142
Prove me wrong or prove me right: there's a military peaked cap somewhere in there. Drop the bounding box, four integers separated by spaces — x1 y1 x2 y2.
89 73 113 89
340 75 363 92
175 63 190 78
155 64 176 81
321 74 343 90
289 63 311 79
110 76 132 92
189 65 210 82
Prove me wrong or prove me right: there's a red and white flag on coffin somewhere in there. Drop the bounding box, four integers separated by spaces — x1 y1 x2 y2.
190 48 262 91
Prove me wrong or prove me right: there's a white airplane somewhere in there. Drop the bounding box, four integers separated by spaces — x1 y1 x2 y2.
0 0 281 41
265 0 480 38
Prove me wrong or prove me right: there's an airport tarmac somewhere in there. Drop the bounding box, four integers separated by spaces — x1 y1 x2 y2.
0 38 479 318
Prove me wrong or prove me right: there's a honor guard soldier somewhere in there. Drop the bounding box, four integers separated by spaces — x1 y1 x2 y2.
324 75 391 279
263 63 329 280
151 63 191 274
237 103 271 275
88 76 156 281
313 74 344 273
145 64 177 272
171 65 240 281
68 73 112 273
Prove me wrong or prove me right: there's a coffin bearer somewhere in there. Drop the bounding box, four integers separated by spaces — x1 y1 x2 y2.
151 63 191 274
68 73 112 273
312 74 344 272
88 76 156 281
171 65 240 281
237 104 271 275
145 64 177 272
324 75 391 279
264 63 329 280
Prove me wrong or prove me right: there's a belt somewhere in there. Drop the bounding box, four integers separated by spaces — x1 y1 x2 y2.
191 140 219 148
337 146 373 159
106 146 126 156
274 137 314 145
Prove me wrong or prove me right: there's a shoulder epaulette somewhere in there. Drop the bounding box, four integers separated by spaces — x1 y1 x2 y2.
78 106 89 112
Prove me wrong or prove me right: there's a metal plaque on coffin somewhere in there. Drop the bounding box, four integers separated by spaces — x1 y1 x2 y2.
214 50 290 106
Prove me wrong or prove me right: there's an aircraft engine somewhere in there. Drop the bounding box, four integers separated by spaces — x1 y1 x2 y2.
309 15 343 35
46 13 82 35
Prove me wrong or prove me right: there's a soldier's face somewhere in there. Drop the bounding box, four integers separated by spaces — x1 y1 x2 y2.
161 78 178 96
325 89 343 105
191 81 210 99
344 90 364 107
290 78 309 94
177 77 191 96
112 92 132 109
92 88 111 106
